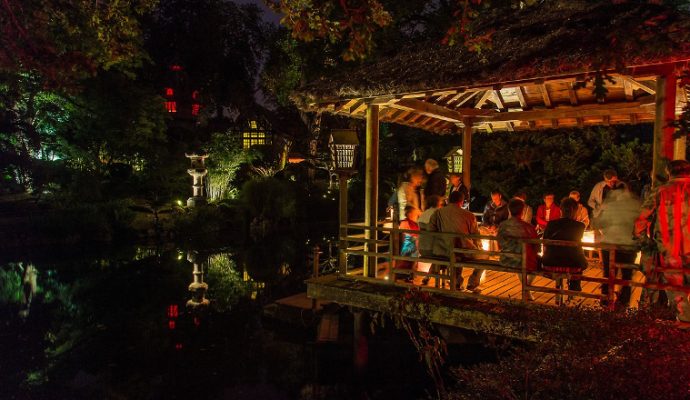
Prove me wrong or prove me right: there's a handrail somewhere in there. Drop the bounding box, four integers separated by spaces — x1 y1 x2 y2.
334 222 690 310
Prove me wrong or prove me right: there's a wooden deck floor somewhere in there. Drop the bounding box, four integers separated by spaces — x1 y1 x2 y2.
347 259 646 308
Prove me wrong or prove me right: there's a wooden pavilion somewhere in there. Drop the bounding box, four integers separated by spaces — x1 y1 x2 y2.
291 1 690 332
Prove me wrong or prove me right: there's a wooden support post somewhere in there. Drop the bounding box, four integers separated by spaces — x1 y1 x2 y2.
364 104 380 278
462 118 473 192
608 249 616 310
387 226 396 283
338 173 349 276
652 72 677 186
449 248 457 291
674 82 686 160
521 242 529 303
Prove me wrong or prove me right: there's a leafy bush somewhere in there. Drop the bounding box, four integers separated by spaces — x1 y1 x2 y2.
240 177 300 224
449 305 690 400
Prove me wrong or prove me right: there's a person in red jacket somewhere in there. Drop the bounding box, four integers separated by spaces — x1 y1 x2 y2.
536 192 561 233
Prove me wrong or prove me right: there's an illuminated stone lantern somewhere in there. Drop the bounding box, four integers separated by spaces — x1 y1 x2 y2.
329 129 359 273
444 146 464 173
186 251 209 309
185 153 208 207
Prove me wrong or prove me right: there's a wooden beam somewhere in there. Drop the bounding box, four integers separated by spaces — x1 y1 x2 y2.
389 98 492 123
335 99 358 113
352 101 369 115
602 115 611 125
456 91 479 108
528 121 536 129
493 90 506 110
623 80 634 101
516 87 529 109
488 98 654 122
444 91 466 107
576 117 585 127
621 76 656 95
505 121 515 132
551 119 559 128
540 84 552 108
568 83 579 105
475 90 493 109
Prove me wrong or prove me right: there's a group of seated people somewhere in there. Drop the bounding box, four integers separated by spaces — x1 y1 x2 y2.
393 161 632 304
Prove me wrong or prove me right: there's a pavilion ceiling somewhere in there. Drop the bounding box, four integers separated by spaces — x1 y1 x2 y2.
314 72 684 134
292 1 690 134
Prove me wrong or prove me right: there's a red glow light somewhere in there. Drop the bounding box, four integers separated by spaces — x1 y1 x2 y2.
175 343 183 350
194 317 200 327
168 320 176 330
167 304 179 318
165 87 174 97
165 101 177 113
170 65 183 71
191 104 200 116
192 90 199 100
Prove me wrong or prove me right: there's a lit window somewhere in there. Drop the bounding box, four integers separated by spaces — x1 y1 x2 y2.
250 120 257 129
165 101 177 113
165 87 174 97
170 65 183 71
191 104 200 116
192 90 199 100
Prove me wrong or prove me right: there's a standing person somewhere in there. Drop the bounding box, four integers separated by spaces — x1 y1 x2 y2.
542 198 588 293
448 173 469 208
536 193 561 233
418 195 444 285
569 190 590 228
588 169 627 228
512 191 533 224
598 188 640 307
397 206 421 282
398 167 424 217
429 191 484 291
482 190 509 253
424 159 446 199
635 160 690 322
498 199 540 301
482 190 509 234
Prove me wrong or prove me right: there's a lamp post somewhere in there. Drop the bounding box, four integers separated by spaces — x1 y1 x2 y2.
329 130 359 274
444 146 463 173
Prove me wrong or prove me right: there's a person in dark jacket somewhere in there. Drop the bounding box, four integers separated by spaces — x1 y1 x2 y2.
482 190 509 233
447 173 469 207
542 197 588 291
424 159 447 199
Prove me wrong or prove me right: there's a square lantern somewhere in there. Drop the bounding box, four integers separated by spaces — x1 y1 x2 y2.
329 129 359 173
444 147 463 173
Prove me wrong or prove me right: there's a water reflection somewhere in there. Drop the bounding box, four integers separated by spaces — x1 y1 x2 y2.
0 231 439 399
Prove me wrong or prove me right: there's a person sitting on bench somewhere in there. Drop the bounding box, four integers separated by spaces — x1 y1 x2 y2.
429 190 483 291
542 197 588 292
497 198 540 300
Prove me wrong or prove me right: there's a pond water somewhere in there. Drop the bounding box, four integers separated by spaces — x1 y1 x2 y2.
0 233 492 399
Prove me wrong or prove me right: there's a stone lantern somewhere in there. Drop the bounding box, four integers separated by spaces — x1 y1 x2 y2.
185 153 208 207
186 251 209 309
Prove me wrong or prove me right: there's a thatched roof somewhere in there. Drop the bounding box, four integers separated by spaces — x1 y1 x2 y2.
293 1 690 108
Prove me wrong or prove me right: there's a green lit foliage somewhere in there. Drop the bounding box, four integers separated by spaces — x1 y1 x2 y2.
206 253 249 311
204 131 259 201
449 305 690 400
0 0 157 86
240 177 300 224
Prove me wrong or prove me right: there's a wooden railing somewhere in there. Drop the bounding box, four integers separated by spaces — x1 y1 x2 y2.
336 223 690 308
